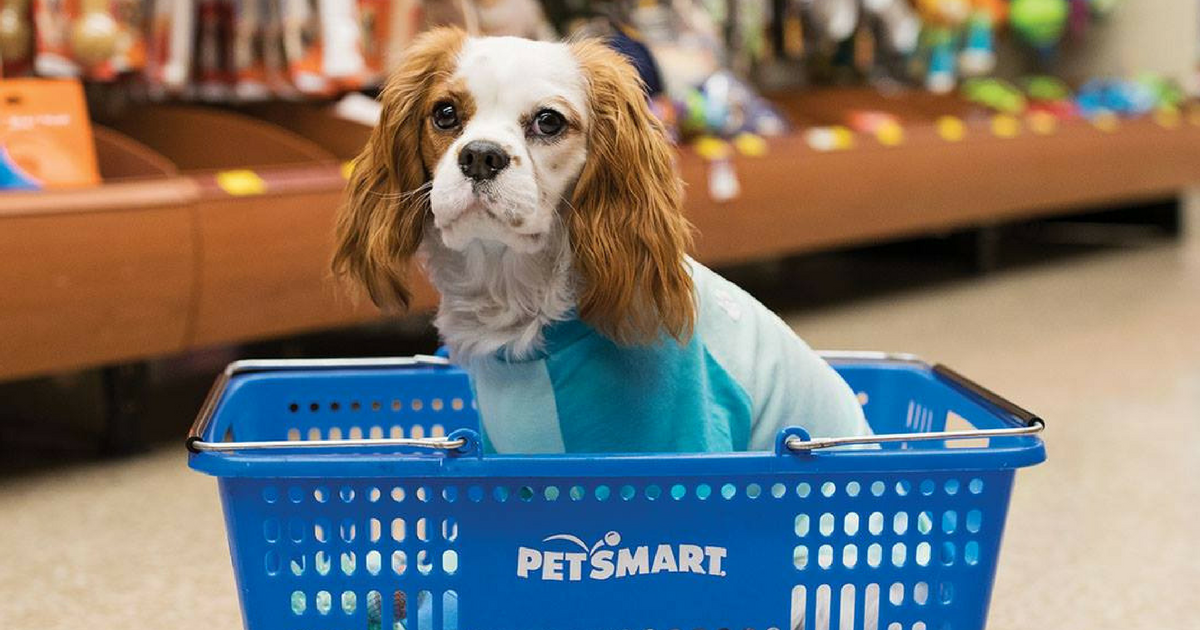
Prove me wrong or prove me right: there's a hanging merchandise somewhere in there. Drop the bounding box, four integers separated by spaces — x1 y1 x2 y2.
471 0 556 40
915 0 969 93
32 0 80 76
1009 0 1069 59
145 0 194 96
0 0 34 76
858 0 920 81
959 0 1005 77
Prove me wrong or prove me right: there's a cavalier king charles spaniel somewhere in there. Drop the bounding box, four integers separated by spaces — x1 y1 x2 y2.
334 28 871 454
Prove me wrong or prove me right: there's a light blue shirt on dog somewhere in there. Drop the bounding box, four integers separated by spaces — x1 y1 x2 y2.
468 260 869 454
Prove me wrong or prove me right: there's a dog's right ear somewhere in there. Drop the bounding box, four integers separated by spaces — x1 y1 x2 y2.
333 27 467 309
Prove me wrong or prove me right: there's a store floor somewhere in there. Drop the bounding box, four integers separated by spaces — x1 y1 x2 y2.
2 207 1198 630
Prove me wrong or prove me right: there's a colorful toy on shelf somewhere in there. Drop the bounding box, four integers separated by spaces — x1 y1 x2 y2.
679 70 788 139
963 77 1026 114
1022 75 1076 117
862 0 921 57
1075 78 1156 118
1009 0 1069 57
916 0 970 93
959 0 1005 77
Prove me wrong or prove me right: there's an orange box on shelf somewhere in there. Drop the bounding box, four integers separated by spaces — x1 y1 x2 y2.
0 79 100 190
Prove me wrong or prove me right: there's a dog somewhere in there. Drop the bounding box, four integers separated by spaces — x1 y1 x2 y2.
333 27 871 454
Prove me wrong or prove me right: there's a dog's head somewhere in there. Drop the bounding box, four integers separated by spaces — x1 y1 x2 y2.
334 29 694 345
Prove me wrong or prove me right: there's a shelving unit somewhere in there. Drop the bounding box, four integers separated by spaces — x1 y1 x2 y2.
2 91 1199 381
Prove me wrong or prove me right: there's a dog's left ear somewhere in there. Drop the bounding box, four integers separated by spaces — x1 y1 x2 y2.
568 40 696 346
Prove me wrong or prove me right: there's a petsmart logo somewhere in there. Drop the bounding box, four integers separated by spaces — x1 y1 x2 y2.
517 531 728 581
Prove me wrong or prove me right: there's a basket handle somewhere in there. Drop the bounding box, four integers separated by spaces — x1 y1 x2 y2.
785 354 1046 452
185 355 478 455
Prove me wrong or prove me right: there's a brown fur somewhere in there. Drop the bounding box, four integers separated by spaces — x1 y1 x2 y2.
332 27 468 309
568 40 696 345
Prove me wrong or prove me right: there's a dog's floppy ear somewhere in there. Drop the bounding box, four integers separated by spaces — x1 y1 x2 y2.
333 27 467 309
568 40 696 346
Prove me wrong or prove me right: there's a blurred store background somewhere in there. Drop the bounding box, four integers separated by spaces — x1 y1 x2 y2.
1 2 1200 629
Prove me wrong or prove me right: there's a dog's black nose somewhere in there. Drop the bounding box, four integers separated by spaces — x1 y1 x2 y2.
458 141 510 181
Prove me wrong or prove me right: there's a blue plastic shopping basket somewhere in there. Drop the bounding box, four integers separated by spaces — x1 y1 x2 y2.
187 352 1045 630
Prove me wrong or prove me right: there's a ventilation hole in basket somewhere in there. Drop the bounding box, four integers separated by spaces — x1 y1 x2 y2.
307 427 322 441
794 545 808 570
964 541 980 565
940 542 956 566
371 400 381 412
288 402 299 413
867 543 882 568
339 487 355 503
290 554 306 576
417 590 432 629
543 486 560 501
818 545 834 569
341 552 357 576
518 486 534 502
351 401 362 411
331 402 342 413
840 584 856 630
864 584 880 630
968 478 984 494
594 485 611 501
442 486 458 503
696 484 712 500
443 550 459 575
915 542 931 566
314 519 330 543
310 402 320 413
366 550 381 575
913 623 927 630
795 514 810 537
468 486 484 502
966 510 982 533
349 426 364 440
815 584 832 630
891 543 907 567
821 482 836 498
286 428 301 441
327 427 343 441
263 518 280 542
369 426 384 439
569 485 585 501
746 483 762 499
939 582 954 604
338 591 355 615
870 481 885 497
367 486 381 502
417 486 430 502
670 484 687 500
391 487 406 502
443 518 459 542
817 513 834 536
857 391 869 406
844 513 860 536
417 518 430 542
919 511 935 535
341 519 356 543
367 591 382 628
720 484 736 500
431 424 446 437
316 551 331 576
393 551 408 575
412 399 424 412
868 512 883 535
846 481 861 497
452 398 465 411
843 545 858 568
790 585 807 630
893 512 908 535
291 591 306 615
428 398 442 412
443 591 459 630
920 479 935 496
387 399 399 412
647 485 664 501
888 624 902 630
940 511 957 534
417 551 433 576
771 483 787 499
264 551 280 575
493 487 509 502
288 518 305 542
895 480 911 496
391 426 404 438
394 591 408 626
914 582 929 606
314 487 329 503
889 583 904 606
411 425 426 439
797 482 812 498
391 518 406 542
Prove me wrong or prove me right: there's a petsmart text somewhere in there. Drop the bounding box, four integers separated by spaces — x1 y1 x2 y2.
517 531 727 581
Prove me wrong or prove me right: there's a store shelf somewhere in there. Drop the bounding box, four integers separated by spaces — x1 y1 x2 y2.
2 93 1199 380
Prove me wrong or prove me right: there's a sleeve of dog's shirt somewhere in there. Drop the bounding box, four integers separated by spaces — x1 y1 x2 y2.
690 260 872 450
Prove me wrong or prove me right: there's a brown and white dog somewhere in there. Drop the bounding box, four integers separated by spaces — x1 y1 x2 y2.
333 28 869 454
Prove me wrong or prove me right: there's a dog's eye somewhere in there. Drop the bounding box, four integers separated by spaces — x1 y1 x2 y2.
432 102 459 130
531 109 566 137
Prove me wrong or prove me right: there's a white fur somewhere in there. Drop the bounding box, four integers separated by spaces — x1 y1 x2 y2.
424 37 590 360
